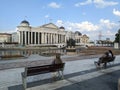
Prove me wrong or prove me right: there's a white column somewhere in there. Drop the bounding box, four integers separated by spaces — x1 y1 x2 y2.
59 34 60 43
35 32 36 44
50 33 52 44
21 31 23 45
24 31 26 45
41 32 44 44
28 32 30 45
56 34 58 44
53 34 55 44
52 34 54 44
65 35 66 43
48 33 50 44
61 35 62 43
18 31 21 44
44 33 47 44
38 32 40 44
54 34 55 43
64 35 65 43
46 33 48 44
62 35 64 43
31 32 33 44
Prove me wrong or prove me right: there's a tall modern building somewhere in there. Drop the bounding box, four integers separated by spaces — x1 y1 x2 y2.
15 20 89 47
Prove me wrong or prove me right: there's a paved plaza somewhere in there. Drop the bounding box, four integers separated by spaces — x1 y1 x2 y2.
0 54 120 90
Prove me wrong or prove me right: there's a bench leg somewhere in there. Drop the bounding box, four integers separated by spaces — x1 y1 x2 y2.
22 76 27 90
57 71 61 78
104 63 107 68
57 71 64 79
61 71 64 79
57 71 62 79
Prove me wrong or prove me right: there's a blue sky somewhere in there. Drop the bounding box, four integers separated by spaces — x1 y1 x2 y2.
0 0 120 41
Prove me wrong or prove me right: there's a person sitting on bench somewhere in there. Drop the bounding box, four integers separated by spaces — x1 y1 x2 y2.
95 51 109 66
52 53 63 64
51 53 63 80
95 50 115 68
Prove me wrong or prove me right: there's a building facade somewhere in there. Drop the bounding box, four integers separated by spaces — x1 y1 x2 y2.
17 20 66 47
0 33 11 43
75 31 89 45
16 20 89 47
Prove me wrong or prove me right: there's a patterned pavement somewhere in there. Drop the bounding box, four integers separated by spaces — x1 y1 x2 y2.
0 55 120 90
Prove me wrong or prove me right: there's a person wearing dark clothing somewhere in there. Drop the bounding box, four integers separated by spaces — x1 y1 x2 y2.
97 52 109 65
51 53 63 80
94 50 114 68
52 53 63 64
108 50 114 57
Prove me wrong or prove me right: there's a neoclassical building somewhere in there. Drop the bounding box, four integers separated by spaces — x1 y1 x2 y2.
75 31 89 45
17 20 66 47
0 33 11 43
15 20 89 47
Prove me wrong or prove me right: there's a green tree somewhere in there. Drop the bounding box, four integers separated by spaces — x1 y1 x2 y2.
67 38 76 48
114 29 120 43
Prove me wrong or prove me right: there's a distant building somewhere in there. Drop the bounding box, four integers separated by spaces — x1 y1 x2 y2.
0 33 11 43
17 20 66 48
75 31 89 45
0 33 18 47
13 20 89 47
12 32 19 43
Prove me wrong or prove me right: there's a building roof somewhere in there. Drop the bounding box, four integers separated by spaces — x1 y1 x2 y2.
0 33 11 35
21 20 29 25
59 26 65 29
75 31 82 35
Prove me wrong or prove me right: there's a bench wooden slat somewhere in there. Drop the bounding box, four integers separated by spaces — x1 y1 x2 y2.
26 63 64 76
21 63 65 90
101 56 115 63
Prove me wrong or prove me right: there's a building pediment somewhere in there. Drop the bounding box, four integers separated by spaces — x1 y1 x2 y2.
41 23 58 29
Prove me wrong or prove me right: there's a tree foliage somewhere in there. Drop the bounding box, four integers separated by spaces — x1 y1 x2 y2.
67 38 76 47
114 29 120 43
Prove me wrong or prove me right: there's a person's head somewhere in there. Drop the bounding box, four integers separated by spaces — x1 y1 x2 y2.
108 50 113 56
105 52 109 56
55 53 61 59
108 50 112 53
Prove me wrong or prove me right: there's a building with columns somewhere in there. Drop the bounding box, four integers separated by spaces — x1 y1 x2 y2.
75 31 89 45
17 20 66 47
15 20 89 47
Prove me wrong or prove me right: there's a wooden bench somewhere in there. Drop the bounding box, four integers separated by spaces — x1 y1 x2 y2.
94 56 115 68
21 63 65 90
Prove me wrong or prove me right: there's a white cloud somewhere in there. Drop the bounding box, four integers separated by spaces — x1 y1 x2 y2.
44 15 50 18
93 0 119 8
106 30 115 36
56 20 63 26
75 0 118 8
56 19 119 40
56 19 118 33
56 20 99 32
75 0 92 7
113 9 120 17
99 19 117 29
48 2 61 8
70 21 99 31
